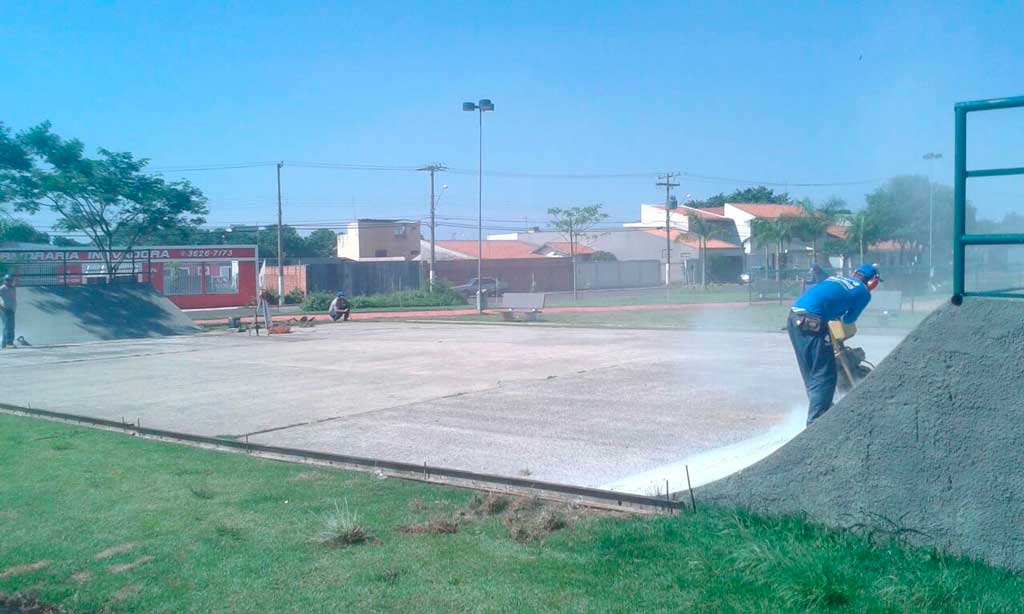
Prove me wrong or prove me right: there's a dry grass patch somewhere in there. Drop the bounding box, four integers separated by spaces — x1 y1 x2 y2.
107 556 154 575
398 517 460 535
0 561 51 579
466 493 510 516
93 543 137 561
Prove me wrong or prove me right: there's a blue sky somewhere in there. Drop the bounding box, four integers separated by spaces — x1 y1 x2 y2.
2 1 1022 237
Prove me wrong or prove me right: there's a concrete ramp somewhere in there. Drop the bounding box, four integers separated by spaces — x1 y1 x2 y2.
699 298 1024 569
12 285 200 346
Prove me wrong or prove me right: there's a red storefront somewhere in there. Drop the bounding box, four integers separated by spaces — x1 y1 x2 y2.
0 245 259 310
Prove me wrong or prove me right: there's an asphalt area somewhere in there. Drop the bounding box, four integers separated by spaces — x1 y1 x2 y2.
0 321 902 492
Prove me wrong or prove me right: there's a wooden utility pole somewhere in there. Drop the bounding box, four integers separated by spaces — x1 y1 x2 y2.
656 173 680 287
418 164 448 288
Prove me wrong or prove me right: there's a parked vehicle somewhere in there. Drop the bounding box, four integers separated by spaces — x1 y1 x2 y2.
453 277 508 298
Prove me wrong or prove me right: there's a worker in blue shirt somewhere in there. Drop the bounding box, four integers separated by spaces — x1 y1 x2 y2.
788 263 881 424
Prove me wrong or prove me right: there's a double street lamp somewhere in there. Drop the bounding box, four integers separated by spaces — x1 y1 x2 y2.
463 98 495 313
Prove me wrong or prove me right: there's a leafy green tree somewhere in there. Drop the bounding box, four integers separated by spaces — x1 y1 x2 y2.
547 204 608 299
304 228 338 257
0 122 208 278
0 219 50 245
691 186 791 209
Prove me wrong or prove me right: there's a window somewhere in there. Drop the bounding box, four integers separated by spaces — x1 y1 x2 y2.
206 261 238 294
375 249 388 257
393 225 407 237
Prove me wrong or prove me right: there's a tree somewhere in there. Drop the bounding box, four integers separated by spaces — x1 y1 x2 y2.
795 196 847 264
684 214 728 288
0 219 50 245
547 204 608 299
751 216 798 280
304 229 338 258
845 210 880 265
1 122 208 279
690 186 791 209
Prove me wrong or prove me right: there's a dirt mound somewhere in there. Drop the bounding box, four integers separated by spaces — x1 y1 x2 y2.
699 298 1024 569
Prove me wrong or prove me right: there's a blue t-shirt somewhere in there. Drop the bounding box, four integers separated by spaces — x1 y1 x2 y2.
793 275 871 323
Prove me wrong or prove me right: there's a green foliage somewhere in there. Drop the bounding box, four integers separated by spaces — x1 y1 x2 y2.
285 289 305 305
0 122 208 275
304 229 338 257
302 291 335 312
691 185 792 208
0 218 49 245
547 204 609 253
302 285 466 312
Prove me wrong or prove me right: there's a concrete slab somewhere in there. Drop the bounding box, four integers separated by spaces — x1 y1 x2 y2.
0 321 902 487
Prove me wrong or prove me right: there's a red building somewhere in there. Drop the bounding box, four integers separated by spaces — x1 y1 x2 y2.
0 245 259 310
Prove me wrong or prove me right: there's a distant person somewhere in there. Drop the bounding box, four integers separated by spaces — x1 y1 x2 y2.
258 289 273 330
788 264 880 425
329 292 351 322
0 275 17 350
802 263 829 291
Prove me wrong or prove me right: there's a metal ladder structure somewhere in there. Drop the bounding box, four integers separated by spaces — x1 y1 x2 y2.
952 95 1024 304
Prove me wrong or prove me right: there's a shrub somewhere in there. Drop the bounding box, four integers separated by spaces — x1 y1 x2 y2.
316 500 372 548
285 289 305 304
302 285 466 312
302 291 335 312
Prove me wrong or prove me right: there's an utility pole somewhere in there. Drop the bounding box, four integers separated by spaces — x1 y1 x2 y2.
276 162 285 307
656 173 680 287
923 152 942 281
418 164 448 288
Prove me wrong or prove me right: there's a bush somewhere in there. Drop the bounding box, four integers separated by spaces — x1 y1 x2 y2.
302 291 335 312
301 285 466 312
285 289 305 305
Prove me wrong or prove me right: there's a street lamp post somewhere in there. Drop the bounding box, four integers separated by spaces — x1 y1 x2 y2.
463 98 495 313
923 152 943 280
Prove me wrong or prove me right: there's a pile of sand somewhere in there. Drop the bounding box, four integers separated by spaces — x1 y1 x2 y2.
699 298 1024 569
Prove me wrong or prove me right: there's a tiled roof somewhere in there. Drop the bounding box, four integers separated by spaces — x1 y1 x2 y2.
643 229 739 250
827 225 849 239
434 240 546 259
727 203 808 218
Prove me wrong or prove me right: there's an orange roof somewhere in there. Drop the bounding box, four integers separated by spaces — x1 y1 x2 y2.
869 240 906 251
542 242 596 255
703 206 726 216
727 203 808 218
643 229 739 250
435 240 546 259
827 225 849 239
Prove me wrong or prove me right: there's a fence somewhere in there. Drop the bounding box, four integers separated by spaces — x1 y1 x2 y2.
261 259 422 297
575 260 662 290
952 95 1024 303
747 266 932 305
0 248 153 286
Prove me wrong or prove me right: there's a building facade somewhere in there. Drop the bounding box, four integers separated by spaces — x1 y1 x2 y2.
336 219 421 260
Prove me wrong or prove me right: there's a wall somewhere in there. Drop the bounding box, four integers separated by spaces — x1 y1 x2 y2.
337 221 421 260
433 258 573 292
575 260 661 289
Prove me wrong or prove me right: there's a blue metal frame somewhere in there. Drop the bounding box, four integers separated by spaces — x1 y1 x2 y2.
952 95 1024 305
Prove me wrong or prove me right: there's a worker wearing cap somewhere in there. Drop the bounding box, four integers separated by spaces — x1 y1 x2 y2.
788 264 881 424
0 274 17 350
329 291 351 322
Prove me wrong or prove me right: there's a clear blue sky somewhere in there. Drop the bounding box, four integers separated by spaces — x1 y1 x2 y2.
3 1 1022 237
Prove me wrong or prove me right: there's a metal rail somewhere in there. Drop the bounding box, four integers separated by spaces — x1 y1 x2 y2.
952 95 1024 305
0 402 683 513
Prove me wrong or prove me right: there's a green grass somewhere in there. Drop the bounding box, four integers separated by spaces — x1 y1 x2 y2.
3 413 1021 613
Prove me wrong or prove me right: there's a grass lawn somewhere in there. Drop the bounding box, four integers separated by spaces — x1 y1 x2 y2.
2 414 1023 613
413 304 933 333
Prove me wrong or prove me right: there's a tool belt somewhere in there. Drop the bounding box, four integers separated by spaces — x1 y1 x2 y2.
790 309 825 334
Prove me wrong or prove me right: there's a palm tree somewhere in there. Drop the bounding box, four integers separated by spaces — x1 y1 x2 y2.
685 214 728 288
751 217 797 280
796 197 846 264
845 211 878 267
